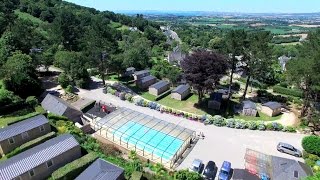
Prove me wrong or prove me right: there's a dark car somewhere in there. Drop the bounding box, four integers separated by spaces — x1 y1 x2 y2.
218 161 232 180
203 161 216 179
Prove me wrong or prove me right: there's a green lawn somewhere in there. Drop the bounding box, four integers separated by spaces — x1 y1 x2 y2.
234 111 282 121
0 111 40 128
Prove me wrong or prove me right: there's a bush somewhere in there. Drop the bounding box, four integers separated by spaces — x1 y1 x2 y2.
273 85 303 98
35 105 46 114
248 121 257 130
125 93 133 102
47 113 69 121
75 78 89 89
174 169 202 180
258 123 266 131
302 136 320 156
226 118 236 128
25 96 38 108
282 126 296 133
6 132 56 158
119 92 126 100
212 115 226 127
51 152 98 180
131 171 143 180
65 85 73 93
235 121 247 129
58 73 70 89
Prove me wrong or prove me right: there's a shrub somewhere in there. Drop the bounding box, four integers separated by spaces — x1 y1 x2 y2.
35 105 46 114
51 152 98 180
75 78 88 89
235 121 247 129
25 96 38 108
302 136 320 156
174 169 202 180
131 171 143 180
248 121 257 130
65 85 73 93
119 92 126 100
6 132 56 158
58 73 70 89
226 118 236 128
279 82 288 88
273 85 303 98
212 115 226 127
272 122 283 131
282 126 296 133
258 123 266 131
125 93 133 102
47 113 69 121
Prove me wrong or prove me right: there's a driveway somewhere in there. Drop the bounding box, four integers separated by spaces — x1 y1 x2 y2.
79 80 306 179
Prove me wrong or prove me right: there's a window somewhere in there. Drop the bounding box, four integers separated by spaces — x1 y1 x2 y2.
294 171 299 178
8 137 15 144
21 132 29 139
46 160 53 168
39 125 45 132
29 169 35 177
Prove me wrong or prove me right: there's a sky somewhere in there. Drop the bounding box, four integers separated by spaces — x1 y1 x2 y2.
66 0 320 13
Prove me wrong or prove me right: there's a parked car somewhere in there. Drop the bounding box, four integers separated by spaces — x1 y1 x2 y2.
189 159 203 173
277 142 302 157
203 161 216 179
218 161 232 180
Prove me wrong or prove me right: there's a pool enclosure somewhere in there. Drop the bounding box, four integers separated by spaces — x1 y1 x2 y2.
93 107 196 168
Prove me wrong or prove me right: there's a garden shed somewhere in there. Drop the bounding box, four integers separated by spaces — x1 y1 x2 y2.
261 102 282 117
136 75 157 89
133 70 150 81
242 100 258 117
149 80 170 96
208 92 223 110
171 84 190 100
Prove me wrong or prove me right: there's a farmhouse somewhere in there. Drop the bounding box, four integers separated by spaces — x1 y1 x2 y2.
133 70 150 81
171 84 190 100
76 158 125 180
0 115 51 156
261 102 282 117
0 134 81 180
242 100 258 117
208 92 223 110
149 80 170 96
136 75 157 89
41 93 82 123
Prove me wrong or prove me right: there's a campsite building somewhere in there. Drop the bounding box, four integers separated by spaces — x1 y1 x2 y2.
242 101 258 117
133 70 150 81
261 102 282 117
136 75 157 89
0 134 81 180
171 85 190 100
0 115 51 156
149 80 170 96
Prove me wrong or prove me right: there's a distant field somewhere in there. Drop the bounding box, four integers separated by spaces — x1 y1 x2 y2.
290 24 320 28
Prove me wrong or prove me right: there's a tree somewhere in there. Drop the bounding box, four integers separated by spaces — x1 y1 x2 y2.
174 170 202 180
0 0 18 35
225 30 247 101
302 136 320 156
181 50 229 104
0 89 22 106
305 172 320 180
241 31 272 99
58 73 70 89
151 60 181 86
1 52 42 98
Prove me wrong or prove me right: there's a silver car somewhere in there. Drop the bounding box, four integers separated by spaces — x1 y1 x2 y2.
277 142 302 157
189 159 203 173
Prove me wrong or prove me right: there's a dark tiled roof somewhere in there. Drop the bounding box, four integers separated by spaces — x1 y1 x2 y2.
126 67 135 71
150 80 170 90
0 134 79 180
0 115 49 141
243 101 257 110
41 94 70 116
172 85 190 94
134 70 149 76
271 156 313 180
140 75 156 84
210 92 223 102
263 102 282 110
76 158 124 180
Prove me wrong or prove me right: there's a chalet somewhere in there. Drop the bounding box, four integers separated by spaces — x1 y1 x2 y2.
242 101 258 117
133 70 150 81
149 80 170 96
0 134 81 180
41 94 82 123
171 85 190 101
136 75 157 89
76 158 125 180
261 102 282 117
0 115 51 156
208 92 223 110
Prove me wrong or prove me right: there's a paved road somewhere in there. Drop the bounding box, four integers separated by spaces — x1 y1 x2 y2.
79 84 305 179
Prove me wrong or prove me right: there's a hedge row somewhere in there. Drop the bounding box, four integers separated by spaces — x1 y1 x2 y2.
51 152 98 180
273 85 303 98
6 132 56 158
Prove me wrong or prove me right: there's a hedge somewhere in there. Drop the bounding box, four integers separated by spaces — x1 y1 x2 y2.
6 132 56 158
51 152 98 180
155 89 172 101
47 113 69 121
6 112 40 126
302 136 320 156
273 85 303 98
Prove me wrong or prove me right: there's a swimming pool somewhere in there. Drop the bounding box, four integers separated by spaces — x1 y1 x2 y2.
113 121 184 161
